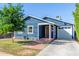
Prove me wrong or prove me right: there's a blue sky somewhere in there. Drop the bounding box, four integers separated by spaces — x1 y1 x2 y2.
0 3 75 24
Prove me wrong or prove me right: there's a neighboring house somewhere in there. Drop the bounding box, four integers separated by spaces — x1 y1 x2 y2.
15 16 74 40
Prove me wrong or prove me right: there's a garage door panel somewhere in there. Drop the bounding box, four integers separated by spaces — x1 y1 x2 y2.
57 26 72 39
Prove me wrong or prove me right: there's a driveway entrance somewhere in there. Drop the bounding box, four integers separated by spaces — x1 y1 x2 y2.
37 39 79 56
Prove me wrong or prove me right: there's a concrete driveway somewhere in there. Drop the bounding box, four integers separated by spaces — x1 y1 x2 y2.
37 39 79 56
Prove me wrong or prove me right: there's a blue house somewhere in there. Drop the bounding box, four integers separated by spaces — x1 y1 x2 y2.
15 16 74 40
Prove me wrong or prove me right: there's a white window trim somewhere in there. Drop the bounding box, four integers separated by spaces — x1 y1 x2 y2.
27 25 33 34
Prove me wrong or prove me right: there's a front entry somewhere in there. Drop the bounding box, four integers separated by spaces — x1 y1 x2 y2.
39 24 56 39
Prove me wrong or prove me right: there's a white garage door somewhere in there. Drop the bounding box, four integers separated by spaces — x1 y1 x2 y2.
57 26 72 39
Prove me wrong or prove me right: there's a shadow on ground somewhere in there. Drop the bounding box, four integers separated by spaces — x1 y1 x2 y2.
16 41 39 46
51 41 71 45
16 39 75 46
51 39 75 45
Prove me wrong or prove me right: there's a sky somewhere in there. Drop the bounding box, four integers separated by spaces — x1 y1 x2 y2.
0 3 75 24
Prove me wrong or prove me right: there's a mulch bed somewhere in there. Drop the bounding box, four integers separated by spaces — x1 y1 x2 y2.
35 38 55 44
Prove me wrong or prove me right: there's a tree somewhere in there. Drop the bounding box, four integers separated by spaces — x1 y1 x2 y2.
0 4 24 42
56 16 62 20
73 4 79 40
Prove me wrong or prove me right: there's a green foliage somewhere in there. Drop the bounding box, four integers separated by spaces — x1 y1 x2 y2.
0 40 23 55
56 16 60 18
73 4 79 40
0 4 24 35
56 16 62 20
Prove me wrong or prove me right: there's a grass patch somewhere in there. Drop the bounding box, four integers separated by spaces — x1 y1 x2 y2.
0 39 40 56
16 40 39 45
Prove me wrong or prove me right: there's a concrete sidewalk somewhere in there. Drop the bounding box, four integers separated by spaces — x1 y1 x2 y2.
37 39 79 56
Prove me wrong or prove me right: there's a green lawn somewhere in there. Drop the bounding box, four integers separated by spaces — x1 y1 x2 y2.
0 39 40 56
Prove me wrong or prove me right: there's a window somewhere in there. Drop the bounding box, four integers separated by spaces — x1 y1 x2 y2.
68 27 71 29
59 27 63 29
64 27 71 29
64 27 67 29
59 26 71 29
27 25 33 34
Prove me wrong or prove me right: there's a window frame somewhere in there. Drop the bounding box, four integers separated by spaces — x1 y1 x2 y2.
27 25 33 34
59 26 71 29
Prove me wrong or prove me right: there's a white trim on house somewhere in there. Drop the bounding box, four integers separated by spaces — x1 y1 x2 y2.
27 25 34 34
38 23 50 40
38 23 49 25
49 24 51 39
37 25 39 40
38 23 52 40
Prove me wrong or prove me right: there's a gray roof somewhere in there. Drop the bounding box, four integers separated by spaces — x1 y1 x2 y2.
24 15 73 26
43 17 73 25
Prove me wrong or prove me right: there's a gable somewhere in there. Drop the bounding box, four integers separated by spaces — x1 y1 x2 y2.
24 16 48 26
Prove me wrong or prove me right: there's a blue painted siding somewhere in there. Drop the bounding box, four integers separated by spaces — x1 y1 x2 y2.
24 18 47 40
15 17 47 40
15 16 74 40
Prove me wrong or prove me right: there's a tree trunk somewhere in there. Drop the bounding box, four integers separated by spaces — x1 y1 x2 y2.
12 37 14 43
12 31 15 43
